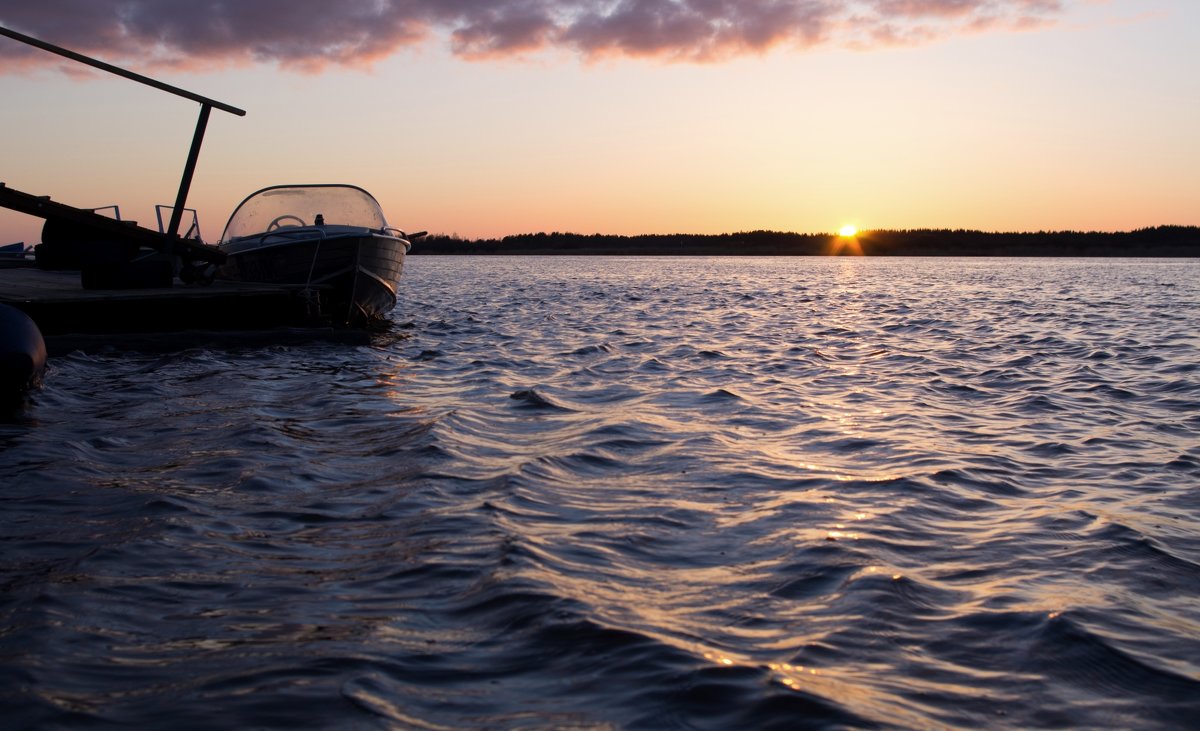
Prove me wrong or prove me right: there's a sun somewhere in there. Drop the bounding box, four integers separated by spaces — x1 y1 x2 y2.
838 224 858 238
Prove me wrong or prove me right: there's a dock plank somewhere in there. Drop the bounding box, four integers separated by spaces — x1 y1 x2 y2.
0 268 291 302
0 268 321 336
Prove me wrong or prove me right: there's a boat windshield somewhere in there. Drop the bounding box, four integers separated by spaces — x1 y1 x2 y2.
220 185 389 241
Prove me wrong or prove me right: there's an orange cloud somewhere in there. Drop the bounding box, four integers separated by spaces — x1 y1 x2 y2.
0 1 1064 70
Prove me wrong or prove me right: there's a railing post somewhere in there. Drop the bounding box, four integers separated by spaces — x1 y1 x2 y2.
167 103 212 239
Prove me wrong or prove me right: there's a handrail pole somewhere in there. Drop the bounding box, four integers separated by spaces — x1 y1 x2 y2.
1 24 246 256
168 103 212 239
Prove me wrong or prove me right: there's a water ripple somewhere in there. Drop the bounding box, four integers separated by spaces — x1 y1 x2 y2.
2 257 1199 728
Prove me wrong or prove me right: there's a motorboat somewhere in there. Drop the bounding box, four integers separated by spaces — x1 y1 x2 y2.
218 184 420 325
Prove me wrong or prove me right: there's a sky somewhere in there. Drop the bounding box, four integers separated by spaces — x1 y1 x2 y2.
1 1 1197 243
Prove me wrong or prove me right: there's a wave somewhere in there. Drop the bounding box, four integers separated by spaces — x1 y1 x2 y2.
4 257 1200 728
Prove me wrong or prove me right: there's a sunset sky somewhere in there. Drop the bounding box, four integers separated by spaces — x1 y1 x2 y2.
1 1 1197 244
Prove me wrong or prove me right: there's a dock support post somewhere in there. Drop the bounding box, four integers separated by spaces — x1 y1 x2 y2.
167 103 212 239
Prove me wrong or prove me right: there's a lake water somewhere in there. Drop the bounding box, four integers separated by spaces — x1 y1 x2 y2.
2 256 1199 729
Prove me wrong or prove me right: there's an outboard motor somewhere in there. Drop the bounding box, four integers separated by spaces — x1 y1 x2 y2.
0 304 47 406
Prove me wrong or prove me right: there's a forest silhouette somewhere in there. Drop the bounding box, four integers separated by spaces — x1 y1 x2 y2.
410 226 1199 257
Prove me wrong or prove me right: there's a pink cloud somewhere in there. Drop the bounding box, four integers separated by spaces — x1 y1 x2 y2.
0 1 1064 70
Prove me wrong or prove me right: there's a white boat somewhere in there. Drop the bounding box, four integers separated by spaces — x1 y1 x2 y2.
218 184 421 325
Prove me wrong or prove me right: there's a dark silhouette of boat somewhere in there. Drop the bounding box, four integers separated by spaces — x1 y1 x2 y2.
1 28 431 339
218 185 423 326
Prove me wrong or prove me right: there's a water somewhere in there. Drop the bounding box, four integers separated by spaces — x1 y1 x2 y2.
2 256 1199 729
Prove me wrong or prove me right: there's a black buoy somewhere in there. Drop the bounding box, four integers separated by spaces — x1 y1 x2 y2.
0 303 47 405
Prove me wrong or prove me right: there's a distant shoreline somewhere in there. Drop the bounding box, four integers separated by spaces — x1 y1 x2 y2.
409 226 1200 257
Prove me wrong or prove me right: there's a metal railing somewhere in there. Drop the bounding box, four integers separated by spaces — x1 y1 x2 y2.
0 25 245 240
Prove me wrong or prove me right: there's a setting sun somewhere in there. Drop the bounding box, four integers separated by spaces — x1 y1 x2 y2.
839 225 858 238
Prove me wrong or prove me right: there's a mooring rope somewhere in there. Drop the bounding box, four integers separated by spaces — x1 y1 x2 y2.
300 230 325 318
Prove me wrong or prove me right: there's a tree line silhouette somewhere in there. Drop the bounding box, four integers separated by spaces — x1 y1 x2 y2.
410 226 1199 256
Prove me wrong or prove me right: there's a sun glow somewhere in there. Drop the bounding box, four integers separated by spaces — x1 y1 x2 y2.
838 225 858 238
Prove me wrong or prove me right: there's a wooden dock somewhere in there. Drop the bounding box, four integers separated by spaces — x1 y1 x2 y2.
0 267 338 351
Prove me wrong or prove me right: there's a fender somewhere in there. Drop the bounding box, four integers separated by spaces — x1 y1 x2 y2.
0 304 47 405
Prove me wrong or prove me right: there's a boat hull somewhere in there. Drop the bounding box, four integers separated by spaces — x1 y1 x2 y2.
220 231 407 325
